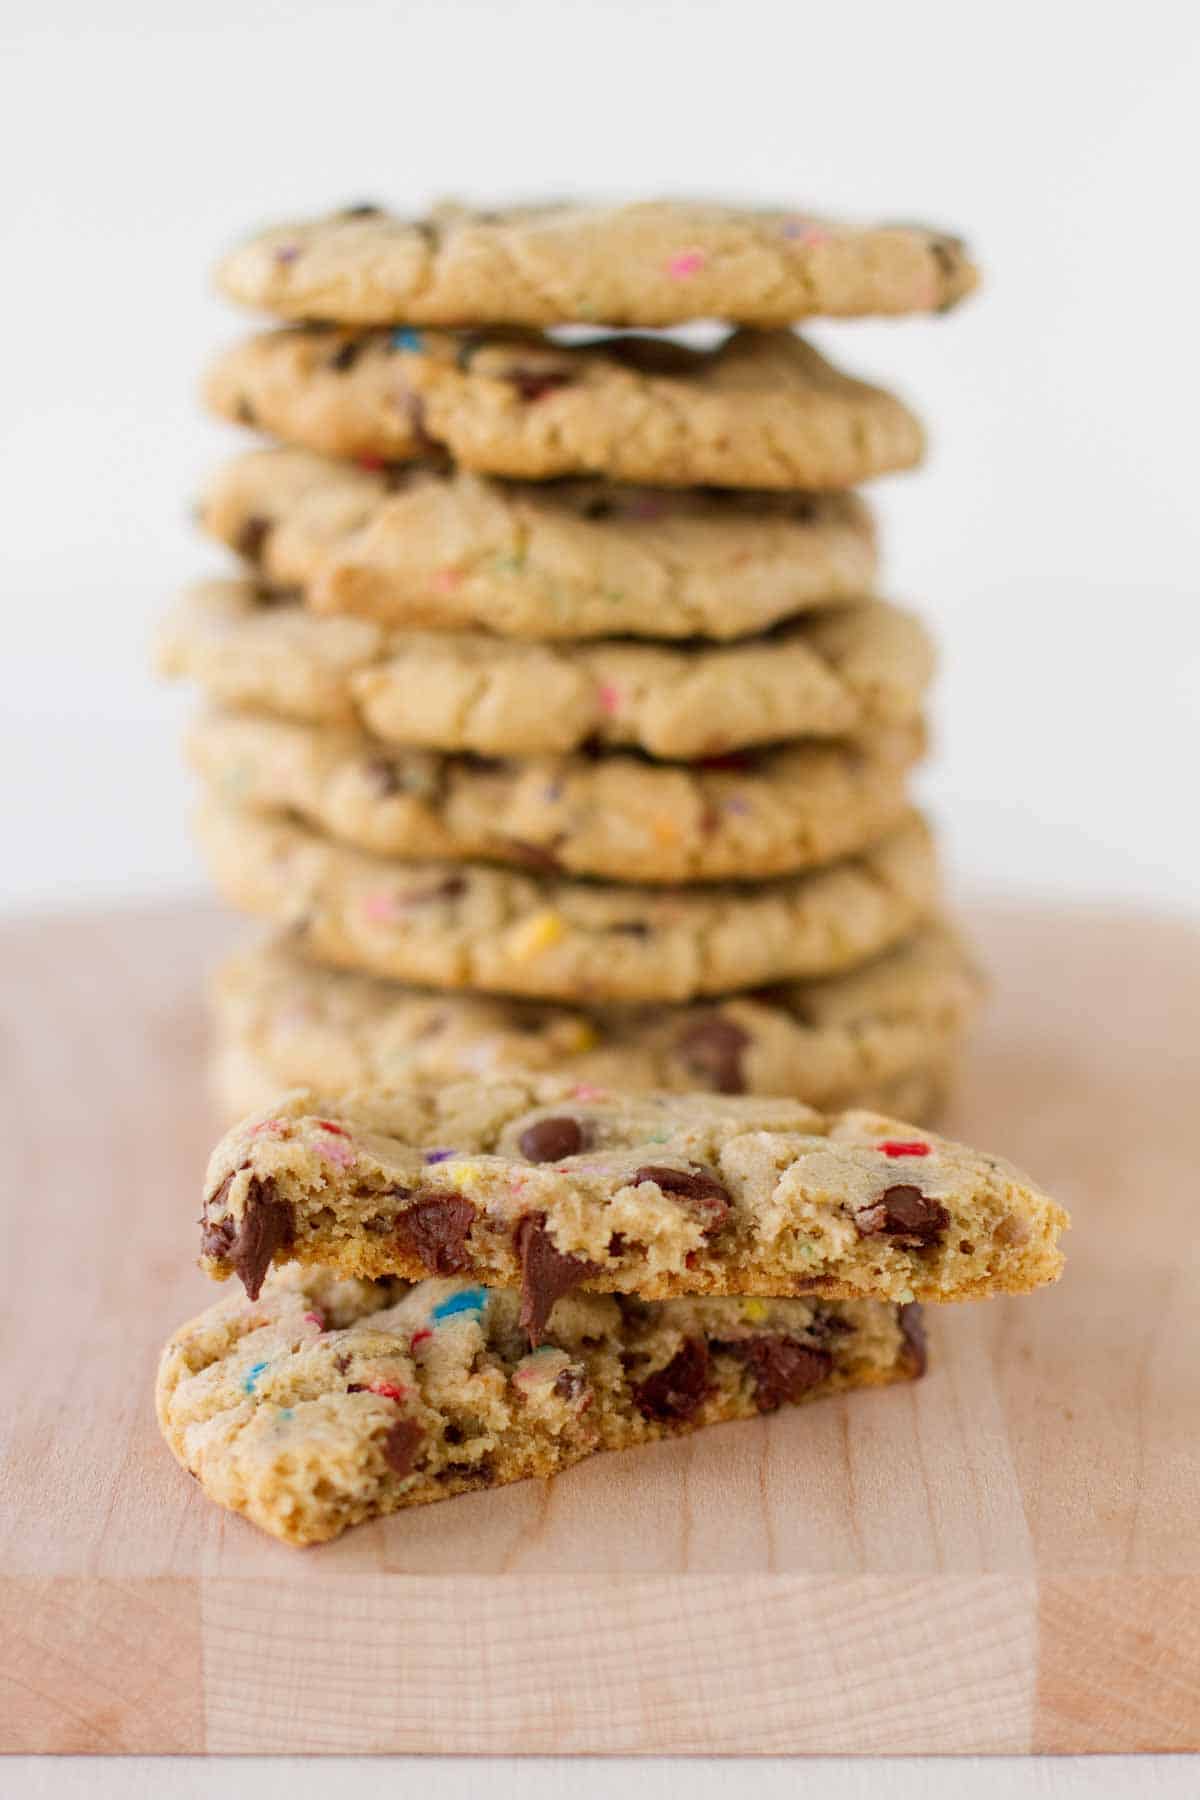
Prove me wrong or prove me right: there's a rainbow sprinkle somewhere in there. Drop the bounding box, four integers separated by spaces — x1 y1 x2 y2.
391 328 423 351
431 1288 488 1323
243 1360 269 1394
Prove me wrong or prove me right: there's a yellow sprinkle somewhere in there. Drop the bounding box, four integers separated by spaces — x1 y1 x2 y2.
742 1299 769 1323
507 909 565 961
564 1020 598 1053
449 1160 483 1187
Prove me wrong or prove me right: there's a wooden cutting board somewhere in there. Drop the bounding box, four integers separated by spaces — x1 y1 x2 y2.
1 898 1197 1756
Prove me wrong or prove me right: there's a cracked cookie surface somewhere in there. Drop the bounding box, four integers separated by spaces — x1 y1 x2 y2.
209 922 981 1121
199 447 878 641
159 582 934 759
197 1080 1066 1309
196 804 940 1002
215 198 978 328
188 709 924 883
159 1263 925 1546
205 327 924 490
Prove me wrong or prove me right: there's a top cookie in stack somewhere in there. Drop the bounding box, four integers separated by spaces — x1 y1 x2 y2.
171 198 982 1120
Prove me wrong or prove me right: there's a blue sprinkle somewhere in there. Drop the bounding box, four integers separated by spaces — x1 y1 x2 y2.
277 1408 294 1421
243 1360 269 1394
424 1148 455 1165
391 327 423 352
431 1287 488 1323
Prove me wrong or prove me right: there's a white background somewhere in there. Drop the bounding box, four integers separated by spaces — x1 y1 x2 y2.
3 2 1198 1793
3 0 1199 919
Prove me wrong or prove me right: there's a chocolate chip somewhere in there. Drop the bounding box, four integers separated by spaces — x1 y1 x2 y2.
899 1302 927 1377
395 1192 476 1275
632 1337 711 1422
205 1174 295 1301
329 339 365 372
718 1333 832 1412
383 1418 424 1476
518 1116 584 1163
676 1015 750 1094
235 514 271 561
608 921 650 937
514 1213 599 1346
364 755 406 797
631 1164 732 1232
553 1367 587 1403
502 366 575 403
340 203 383 218
334 1354 351 1375
501 837 563 874
856 1184 950 1249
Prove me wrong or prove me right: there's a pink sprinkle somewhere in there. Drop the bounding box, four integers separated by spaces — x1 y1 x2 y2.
597 683 621 715
363 892 396 924
249 1117 288 1138
303 1310 326 1330
433 566 463 592
569 1083 607 1103
316 1135 356 1169
878 1140 931 1158
666 249 705 279
369 1380 408 1403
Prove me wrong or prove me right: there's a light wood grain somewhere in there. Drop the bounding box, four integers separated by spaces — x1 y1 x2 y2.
0 900 1197 1753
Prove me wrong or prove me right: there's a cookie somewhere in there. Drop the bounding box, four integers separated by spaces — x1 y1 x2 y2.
198 1079 1067 1308
214 199 978 328
188 710 924 884
209 922 982 1118
200 447 878 641
160 582 934 759
196 804 940 1002
159 1263 924 1546
205 327 924 490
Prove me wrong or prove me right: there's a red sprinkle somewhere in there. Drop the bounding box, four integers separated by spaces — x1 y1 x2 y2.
316 1119 349 1137
369 1381 408 1403
410 1329 433 1351
357 454 386 472
878 1140 931 1158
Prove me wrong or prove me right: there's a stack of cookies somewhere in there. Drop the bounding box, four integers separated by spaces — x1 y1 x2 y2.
154 205 1074 1551
162 199 985 1124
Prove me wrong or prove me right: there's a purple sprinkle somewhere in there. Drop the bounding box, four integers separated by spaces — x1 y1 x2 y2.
424 1148 455 1164
275 244 301 265
542 783 564 803
724 796 751 816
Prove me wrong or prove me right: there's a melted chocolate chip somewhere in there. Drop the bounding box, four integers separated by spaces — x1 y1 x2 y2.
395 1192 476 1275
502 366 575 403
718 1333 832 1412
676 1015 750 1095
632 1337 711 1422
235 515 271 561
518 1116 584 1163
205 1174 295 1301
899 1302 927 1377
329 339 365 372
631 1164 732 1232
383 1418 425 1476
856 1184 950 1249
514 1213 599 1346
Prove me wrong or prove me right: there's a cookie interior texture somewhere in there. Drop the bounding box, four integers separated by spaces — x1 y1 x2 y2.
198 1080 1067 1310
158 1264 924 1545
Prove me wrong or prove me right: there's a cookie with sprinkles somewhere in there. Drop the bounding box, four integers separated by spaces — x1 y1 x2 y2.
204 326 924 490
214 198 978 328
158 1263 926 1545
196 1078 1067 1311
198 446 879 642
159 581 935 760
195 803 941 1002
208 922 983 1123
187 709 925 884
